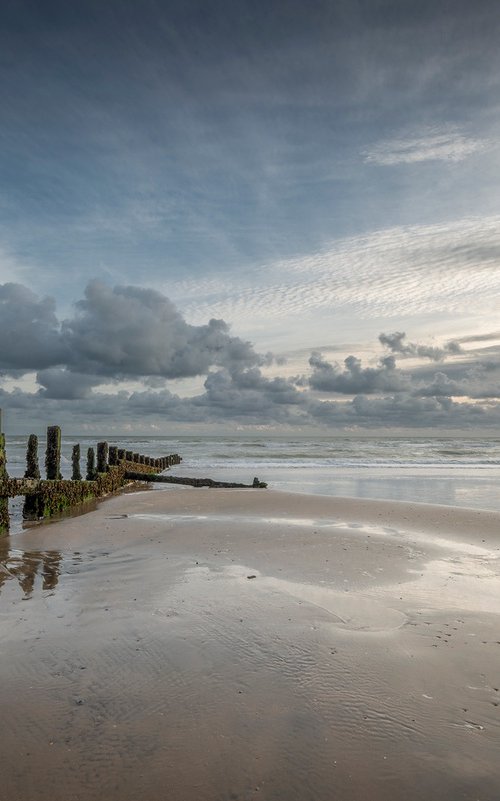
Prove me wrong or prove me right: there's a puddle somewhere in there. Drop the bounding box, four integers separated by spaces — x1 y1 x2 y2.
0 543 62 598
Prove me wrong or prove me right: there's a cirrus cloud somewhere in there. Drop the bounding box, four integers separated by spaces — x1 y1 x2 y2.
362 126 489 166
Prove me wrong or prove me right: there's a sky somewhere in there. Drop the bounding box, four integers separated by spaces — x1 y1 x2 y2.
1 0 500 434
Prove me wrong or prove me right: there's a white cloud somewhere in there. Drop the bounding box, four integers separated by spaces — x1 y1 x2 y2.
169 215 500 342
363 126 489 166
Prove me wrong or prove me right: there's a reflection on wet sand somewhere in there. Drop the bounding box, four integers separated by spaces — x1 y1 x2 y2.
0 541 61 597
2 488 500 801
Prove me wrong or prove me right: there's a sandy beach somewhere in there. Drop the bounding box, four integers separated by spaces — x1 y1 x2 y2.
1 486 500 801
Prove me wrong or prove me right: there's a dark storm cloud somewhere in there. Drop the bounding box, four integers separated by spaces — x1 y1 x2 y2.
36 368 101 400
0 280 262 390
62 281 261 380
379 331 462 361
2 279 500 430
0 283 67 372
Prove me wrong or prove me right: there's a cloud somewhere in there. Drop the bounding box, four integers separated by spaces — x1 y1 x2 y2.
63 281 263 380
457 331 500 345
0 280 263 392
307 392 499 431
410 348 500 399
414 371 468 398
1 282 500 432
172 216 500 339
363 127 489 166
2 368 500 432
0 283 67 373
308 352 409 394
379 331 462 361
36 368 101 400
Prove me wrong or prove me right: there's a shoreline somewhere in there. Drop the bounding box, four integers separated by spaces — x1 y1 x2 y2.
2 488 500 800
9 481 500 537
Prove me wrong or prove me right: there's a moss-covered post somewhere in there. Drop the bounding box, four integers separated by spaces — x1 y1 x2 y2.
97 441 109 473
109 446 118 466
86 447 97 481
71 444 82 481
0 410 9 535
23 434 42 520
24 434 40 479
45 425 62 480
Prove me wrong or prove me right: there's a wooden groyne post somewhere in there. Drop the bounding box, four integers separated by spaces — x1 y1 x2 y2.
45 426 62 481
0 410 183 535
0 411 8 535
97 441 109 474
0 410 265 536
71 445 82 481
23 434 41 519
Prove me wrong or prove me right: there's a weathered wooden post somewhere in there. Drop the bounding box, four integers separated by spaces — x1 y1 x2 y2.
86 447 97 481
25 434 40 479
0 410 9 535
23 434 42 520
71 444 82 481
45 425 62 480
125 450 133 461
133 452 140 463
117 448 126 462
109 446 118 466
97 441 109 473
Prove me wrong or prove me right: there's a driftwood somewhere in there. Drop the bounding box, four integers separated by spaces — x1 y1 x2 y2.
124 471 267 489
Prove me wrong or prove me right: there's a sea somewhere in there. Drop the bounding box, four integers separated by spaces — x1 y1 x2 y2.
3 435 500 533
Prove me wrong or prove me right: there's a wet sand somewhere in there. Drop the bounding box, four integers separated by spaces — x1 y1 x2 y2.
1 488 500 801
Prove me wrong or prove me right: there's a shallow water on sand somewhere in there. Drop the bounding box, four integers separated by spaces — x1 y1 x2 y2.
1 500 500 801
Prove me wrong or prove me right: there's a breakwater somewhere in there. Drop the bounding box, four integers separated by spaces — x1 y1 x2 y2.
0 410 180 535
0 410 267 535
